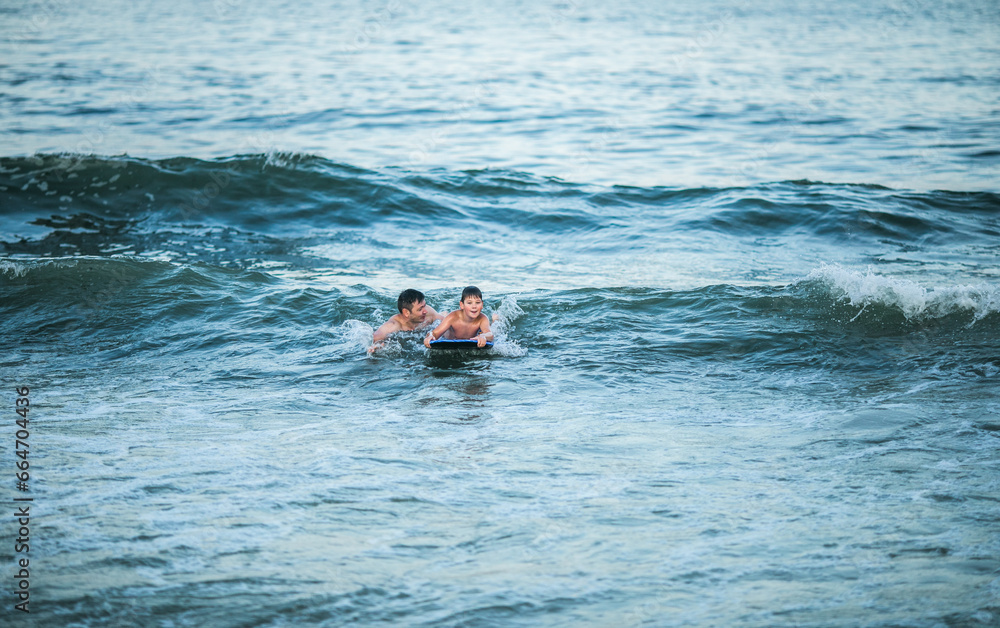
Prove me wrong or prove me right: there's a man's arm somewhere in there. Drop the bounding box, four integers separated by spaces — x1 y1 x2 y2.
425 305 445 323
369 318 401 353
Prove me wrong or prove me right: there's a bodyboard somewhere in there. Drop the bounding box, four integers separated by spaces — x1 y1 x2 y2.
429 339 493 350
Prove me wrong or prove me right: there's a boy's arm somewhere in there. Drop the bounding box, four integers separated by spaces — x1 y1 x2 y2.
474 314 493 347
424 313 452 347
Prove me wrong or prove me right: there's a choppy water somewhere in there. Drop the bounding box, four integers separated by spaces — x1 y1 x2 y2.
2 1 1000 626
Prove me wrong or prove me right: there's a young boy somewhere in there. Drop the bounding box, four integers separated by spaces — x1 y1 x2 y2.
370 289 444 353
424 286 494 348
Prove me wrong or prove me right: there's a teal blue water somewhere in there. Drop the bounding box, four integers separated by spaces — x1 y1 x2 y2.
2 1 1000 626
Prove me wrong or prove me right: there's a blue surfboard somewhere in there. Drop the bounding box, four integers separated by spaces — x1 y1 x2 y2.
429 339 493 350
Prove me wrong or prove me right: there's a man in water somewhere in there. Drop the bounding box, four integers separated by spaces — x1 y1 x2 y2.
369 289 444 353
424 286 494 348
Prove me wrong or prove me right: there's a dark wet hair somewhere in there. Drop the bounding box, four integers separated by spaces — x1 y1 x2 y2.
397 289 425 313
461 286 483 302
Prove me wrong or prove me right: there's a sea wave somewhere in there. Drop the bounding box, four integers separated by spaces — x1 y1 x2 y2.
3 257 997 334
3 154 999 369
3 154 998 244
1 256 997 387
804 264 1000 323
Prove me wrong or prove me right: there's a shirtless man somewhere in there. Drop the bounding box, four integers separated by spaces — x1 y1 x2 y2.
369 289 444 353
423 286 494 348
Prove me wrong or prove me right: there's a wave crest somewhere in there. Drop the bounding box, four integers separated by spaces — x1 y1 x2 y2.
805 264 1000 322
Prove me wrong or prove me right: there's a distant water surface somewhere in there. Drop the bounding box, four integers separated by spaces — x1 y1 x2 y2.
2 0 999 189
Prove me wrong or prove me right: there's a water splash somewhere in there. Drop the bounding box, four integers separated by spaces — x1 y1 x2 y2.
0 260 30 278
806 263 1000 322
340 319 380 354
489 294 527 357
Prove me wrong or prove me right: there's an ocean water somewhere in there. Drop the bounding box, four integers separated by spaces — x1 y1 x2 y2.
2 1 999 626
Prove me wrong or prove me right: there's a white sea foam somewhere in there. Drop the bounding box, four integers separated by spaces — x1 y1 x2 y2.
493 293 525 323
340 319 378 353
0 260 29 278
806 264 1000 322
0 257 87 277
345 316 409 357
489 294 527 357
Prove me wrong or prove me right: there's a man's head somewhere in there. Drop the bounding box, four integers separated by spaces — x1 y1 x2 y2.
397 289 427 323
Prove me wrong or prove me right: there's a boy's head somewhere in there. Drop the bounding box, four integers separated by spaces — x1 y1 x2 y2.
459 286 483 318
397 289 427 322
460 286 482 303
